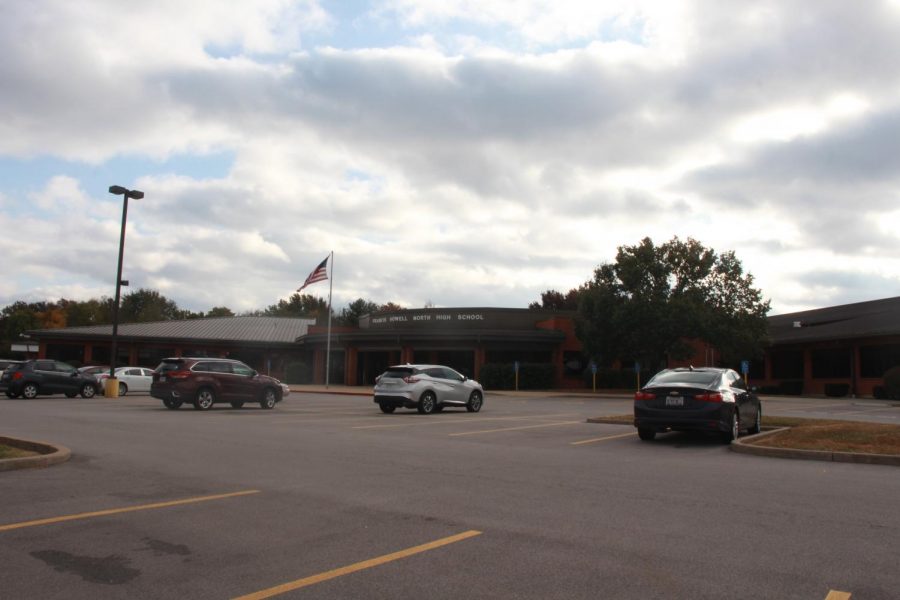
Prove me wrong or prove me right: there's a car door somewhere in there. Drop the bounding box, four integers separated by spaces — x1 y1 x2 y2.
229 361 259 402
440 367 468 403
728 371 755 423
53 361 81 394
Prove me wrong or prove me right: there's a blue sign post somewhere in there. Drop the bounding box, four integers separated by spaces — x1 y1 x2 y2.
590 362 597 392
741 360 750 386
635 361 641 390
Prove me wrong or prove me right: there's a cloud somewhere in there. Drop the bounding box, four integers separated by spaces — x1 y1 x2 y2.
2 0 900 315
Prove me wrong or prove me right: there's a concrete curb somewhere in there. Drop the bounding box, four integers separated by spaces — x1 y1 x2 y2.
584 418 900 467
731 428 900 467
0 436 71 472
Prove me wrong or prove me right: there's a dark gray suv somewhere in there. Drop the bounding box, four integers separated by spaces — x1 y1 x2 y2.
2 359 98 399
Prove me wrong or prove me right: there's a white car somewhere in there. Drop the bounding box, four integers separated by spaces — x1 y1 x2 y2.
373 364 484 414
98 366 155 396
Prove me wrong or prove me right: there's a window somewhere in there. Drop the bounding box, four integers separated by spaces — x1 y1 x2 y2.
35 360 55 371
54 362 75 374
771 349 804 379
860 344 900 378
231 363 254 376
811 347 851 379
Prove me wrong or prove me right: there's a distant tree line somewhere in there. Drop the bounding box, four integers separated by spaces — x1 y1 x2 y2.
0 288 406 355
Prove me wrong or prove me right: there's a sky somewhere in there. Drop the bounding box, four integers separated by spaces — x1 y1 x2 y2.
2 0 900 317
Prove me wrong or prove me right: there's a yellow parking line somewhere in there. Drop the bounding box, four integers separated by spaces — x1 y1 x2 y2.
232 530 482 600
825 591 851 600
448 421 583 436
571 431 638 445
0 490 260 533
354 413 578 430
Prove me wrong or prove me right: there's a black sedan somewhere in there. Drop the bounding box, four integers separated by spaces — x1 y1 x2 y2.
633 367 761 443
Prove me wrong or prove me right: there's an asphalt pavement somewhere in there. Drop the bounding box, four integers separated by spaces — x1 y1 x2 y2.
1 391 898 599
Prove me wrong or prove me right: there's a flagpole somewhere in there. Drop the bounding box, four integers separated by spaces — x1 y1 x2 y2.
325 251 334 389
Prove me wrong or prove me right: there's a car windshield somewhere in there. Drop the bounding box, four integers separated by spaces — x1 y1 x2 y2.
647 370 720 386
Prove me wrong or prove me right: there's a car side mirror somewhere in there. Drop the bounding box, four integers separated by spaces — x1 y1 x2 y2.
250 370 258 377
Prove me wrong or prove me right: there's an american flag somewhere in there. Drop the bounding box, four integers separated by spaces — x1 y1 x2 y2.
297 257 329 292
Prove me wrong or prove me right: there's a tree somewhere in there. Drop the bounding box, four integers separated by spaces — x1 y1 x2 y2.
379 302 404 312
576 237 770 371
118 289 183 323
528 288 583 310
205 306 235 318
338 298 380 327
263 294 329 320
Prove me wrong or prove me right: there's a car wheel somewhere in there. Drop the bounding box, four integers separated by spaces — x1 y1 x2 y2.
118 382 127 396
194 388 215 410
748 405 762 435
378 402 396 414
723 410 740 443
259 387 277 410
80 383 96 398
466 390 483 413
417 391 437 414
22 383 39 399
637 427 656 441
65 392 78 398
163 398 182 410
230 401 244 409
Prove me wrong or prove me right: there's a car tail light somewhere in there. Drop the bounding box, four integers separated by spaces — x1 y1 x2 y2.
402 376 420 384
695 392 723 402
167 370 192 380
12 371 23 381
634 391 656 401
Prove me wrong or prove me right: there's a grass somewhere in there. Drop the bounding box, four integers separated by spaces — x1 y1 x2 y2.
0 444 38 460
590 414 900 455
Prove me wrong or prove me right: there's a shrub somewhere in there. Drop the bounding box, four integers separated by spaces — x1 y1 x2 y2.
284 361 312 384
872 385 887 400
884 366 900 400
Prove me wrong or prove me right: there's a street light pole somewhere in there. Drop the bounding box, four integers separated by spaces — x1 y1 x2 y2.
107 185 143 394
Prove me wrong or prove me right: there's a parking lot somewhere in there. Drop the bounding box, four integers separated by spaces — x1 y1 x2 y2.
2 392 898 599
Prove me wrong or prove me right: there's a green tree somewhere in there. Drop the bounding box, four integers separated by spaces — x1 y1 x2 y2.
118 289 183 323
205 306 235 318
264 294 330 320
576 237 770 371
338 298 380 327
528 288 583 310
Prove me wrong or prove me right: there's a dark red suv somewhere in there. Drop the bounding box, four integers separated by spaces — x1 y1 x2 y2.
150 357 283 410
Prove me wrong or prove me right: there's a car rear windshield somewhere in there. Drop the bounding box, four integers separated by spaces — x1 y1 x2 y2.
648 370 720 386
382 367 417 378
156 360 185 373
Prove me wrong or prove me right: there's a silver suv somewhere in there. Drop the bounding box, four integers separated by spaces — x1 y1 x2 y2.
373 364 484 414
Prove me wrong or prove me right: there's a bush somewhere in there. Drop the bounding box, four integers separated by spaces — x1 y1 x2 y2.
479 363 555 390
884 366 900 399
873 385 887 400
284 361 312 384
824 383 849 397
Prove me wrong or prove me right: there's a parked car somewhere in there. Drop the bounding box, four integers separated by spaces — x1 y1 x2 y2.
97 366 154 396
373 364 484 414
2 359 99 399
633 367 761 443
0 359 24 395
150 357 283 410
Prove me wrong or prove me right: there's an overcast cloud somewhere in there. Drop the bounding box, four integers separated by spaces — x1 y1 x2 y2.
2 0 899 316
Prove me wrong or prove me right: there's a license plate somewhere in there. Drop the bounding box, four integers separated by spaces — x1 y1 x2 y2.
665 396 683 407
160 376 166 382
